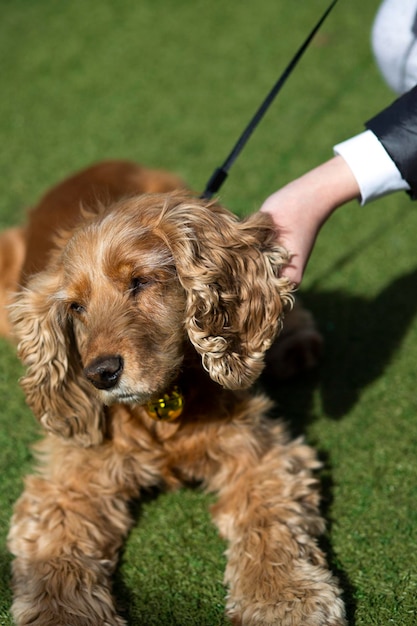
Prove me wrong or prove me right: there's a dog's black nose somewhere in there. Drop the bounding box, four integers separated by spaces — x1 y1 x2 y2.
83 355 124 390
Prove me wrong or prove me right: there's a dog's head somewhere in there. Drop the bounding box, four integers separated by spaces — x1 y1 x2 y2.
11 192 293 446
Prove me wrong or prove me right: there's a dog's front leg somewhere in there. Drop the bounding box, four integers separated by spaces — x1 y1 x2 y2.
210 427 346 626
8 441 140 626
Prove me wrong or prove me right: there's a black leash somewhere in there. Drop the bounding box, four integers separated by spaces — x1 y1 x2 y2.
201 0 340 200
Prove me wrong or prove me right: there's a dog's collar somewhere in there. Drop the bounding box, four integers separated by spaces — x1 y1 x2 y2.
145 386 184 422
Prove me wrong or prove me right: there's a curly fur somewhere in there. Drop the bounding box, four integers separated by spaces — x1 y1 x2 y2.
1 161 345 625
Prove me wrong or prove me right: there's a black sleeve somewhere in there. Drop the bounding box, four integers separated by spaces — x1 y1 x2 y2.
366 84 417 199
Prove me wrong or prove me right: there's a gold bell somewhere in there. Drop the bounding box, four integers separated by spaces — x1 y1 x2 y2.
146 386 184 422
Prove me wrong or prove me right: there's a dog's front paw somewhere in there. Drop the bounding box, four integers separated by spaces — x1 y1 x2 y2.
225 576 346 626
10 558 127 626
225 550 346 626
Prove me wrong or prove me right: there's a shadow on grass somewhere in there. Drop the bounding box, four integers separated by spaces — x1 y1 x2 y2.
265 265 417 425
318 452 358 626
309 265 417 419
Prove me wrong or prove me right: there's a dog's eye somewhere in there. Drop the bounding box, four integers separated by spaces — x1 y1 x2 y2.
69 302 85 314
129 276 151 296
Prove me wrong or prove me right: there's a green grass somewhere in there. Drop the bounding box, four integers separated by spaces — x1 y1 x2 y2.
1 0 416 624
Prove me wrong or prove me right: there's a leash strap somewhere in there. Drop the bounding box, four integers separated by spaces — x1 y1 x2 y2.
201 0 340 200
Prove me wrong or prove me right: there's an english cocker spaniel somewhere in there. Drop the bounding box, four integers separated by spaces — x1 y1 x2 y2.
1 161 345 625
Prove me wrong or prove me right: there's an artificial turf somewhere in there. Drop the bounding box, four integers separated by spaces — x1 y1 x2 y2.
1 0 416 624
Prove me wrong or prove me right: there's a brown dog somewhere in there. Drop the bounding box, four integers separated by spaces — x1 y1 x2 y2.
2 161 344 625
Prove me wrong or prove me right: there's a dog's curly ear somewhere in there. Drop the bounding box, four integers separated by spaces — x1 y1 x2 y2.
9 270 103 447
159 198 294 389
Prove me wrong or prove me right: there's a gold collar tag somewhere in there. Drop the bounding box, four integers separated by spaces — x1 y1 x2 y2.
146 386 184 422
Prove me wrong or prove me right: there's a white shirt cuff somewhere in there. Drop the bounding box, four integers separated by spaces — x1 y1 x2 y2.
334 130 410 205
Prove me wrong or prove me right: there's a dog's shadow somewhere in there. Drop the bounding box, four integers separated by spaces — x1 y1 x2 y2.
265 266 417 427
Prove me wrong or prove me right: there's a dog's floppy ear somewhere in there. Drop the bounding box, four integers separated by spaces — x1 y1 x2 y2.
159 198 294 389
9 270 103 447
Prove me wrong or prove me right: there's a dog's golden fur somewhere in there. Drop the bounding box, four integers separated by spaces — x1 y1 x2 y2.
1 161 345 625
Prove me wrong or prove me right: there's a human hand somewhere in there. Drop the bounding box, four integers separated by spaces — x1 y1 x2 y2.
260 156 360 286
